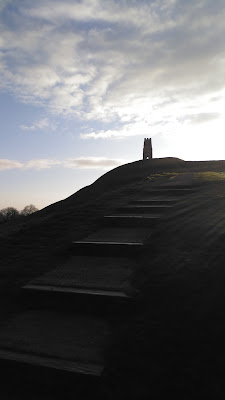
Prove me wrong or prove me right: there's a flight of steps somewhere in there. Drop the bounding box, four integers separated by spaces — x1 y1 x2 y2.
0 179 194 396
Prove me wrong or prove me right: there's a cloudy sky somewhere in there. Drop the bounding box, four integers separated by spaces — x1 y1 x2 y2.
1 0 225 210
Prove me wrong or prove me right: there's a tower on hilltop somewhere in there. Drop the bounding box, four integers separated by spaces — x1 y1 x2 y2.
143 138 153 159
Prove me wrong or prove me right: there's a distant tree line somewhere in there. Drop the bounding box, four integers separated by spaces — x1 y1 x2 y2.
0 204 38 223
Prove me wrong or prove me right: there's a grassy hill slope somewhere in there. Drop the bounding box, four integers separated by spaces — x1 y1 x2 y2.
2 157 225 397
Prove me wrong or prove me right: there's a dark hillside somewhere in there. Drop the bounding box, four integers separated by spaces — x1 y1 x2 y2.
2 158 225 397
106 174 225 398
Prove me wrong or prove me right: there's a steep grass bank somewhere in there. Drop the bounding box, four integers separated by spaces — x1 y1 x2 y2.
106 177 225 398
1 158 225 397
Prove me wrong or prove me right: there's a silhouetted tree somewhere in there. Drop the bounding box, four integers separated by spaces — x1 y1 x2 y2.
21 204 38 216
0 211 4 223
1 207 20 221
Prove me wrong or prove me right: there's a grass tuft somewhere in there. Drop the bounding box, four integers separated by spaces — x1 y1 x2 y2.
146 172 181 181
194 172 225 181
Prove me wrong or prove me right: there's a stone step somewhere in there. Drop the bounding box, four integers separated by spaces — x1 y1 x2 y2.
104 214 161 227
117 205 173 214
24 256 134 293
139 194 181 201
23 256 134 310
146 188 192 196
82 227 151 243
72 241 143 257
130 199 177 206
0 349 103 376
24 284 129 299
153 184 192 189
0 311 109 377
23 284 131 312
26 253 135 312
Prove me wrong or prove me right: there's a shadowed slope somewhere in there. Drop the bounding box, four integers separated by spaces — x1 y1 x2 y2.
1 157 225 311
2 158 225 397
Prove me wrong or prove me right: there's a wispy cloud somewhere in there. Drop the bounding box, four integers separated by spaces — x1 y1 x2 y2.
81 121 152 140
64 157 124 170
25 159 62 170
1 0 225 138
20 118 50 131
0 159 23 171
0 157 124 171
179 112 222 125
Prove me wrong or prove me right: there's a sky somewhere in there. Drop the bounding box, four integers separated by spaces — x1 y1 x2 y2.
1 0 225 210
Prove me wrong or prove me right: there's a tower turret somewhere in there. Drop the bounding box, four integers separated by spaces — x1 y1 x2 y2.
143 138 153 159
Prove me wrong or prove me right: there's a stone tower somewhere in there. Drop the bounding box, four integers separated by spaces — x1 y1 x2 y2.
143 138 153 159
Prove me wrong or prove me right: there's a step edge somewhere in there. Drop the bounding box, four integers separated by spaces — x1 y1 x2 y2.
0 349 103 376
23 284 130 298
72 241 144 245
119 205 173 208
104 215 161 219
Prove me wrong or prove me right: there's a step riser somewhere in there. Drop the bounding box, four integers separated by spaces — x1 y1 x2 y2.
117 206 171 214
104 216 160 227
130 200 176 206
153 185 192 189
22 289 132 314
72 242 142 257
145 189 192 196
0 356 103 385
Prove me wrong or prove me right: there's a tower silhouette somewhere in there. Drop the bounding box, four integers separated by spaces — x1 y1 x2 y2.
143 138 152 159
